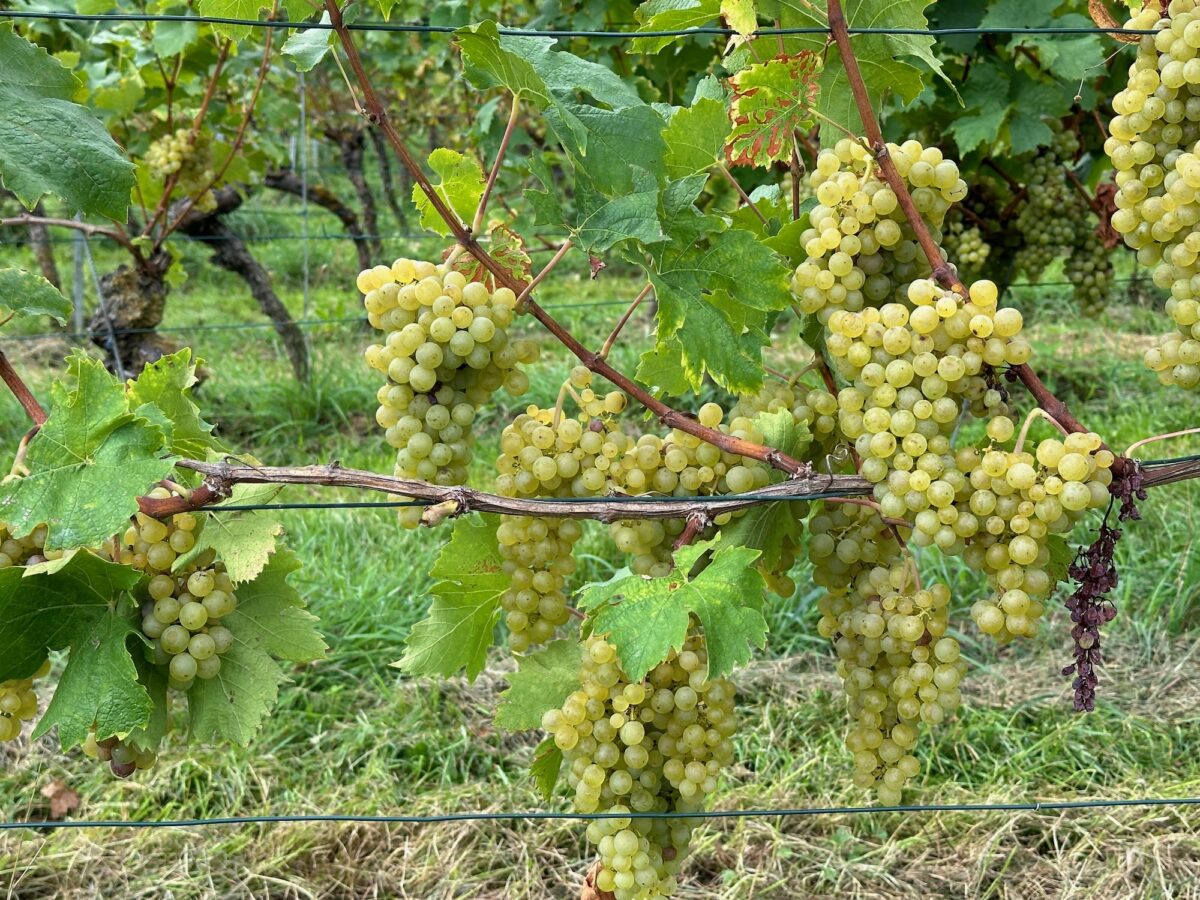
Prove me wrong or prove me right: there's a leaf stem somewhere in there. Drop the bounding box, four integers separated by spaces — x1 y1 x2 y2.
473 96 521 234
600 284 654 361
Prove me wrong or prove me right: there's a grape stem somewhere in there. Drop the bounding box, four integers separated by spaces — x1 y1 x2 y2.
473 96 522 235
0 351 46 426
1124 427 1200 458
600 284 654 361
672 511 712 550
322 0 812 477
0 215 145 266
1014 406 1069 455
825 0 1097 446
716 165 769 228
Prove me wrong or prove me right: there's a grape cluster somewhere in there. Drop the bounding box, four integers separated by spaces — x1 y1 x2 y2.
117 489 238 692
809 504 963 803
0 659 50 745
544 632 735 899
145 127 216 211
1108 1 1200 388
1065 231 1115 316
0 522 61 568
494 370 631 652
941 216 991 283
828 277 1026 507
961 430 1115 641
82 729 157 778
791 139 966 320
360 258 539 526
1013 131 1082 282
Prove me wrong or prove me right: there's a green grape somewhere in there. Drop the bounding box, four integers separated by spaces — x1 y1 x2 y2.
494 384 630 652
360 258 541 526
791 138 966 320
0 658 50 745
122 487 239 694
809 503 963 803
144 126 217 212
82 729 158 779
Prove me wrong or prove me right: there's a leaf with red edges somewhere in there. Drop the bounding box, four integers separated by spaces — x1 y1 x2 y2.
447 224 533 287
726 52 820 168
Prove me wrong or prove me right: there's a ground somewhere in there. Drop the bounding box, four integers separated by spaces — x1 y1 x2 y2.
1 199 1199 898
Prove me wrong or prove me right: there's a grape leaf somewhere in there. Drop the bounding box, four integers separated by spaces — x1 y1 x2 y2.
226 549 325 662
530 736 563 801
450 223 532 284
1046 534 1074 589
722 0 758 36
946 62 1012 154
494 638 580 731
396 515 506 682
578 537 767 681
636 187 791 392
636 340 694 397
282 11 333 72
720 410 812 572
0 23 135 220
187 633 288 745
188 549 323 744
0 267 71 324
412 148 485 236
633 0 721 54
185 513 284 585
196 0 274 40
10 552 150 748
126 348 222 459
726 53 820 168
125 655 169 754
0 352 175 552
664 95 730 179
572 169 666 253
775 0 949 142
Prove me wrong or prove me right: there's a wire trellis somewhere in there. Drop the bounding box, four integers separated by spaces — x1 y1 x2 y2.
0 9 1161 39
4 795 1200 832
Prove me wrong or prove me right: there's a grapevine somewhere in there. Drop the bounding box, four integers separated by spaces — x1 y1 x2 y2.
2 4 1200 899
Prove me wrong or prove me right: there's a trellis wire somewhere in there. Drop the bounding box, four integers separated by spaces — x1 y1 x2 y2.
0 10 1161 38
4 795 1200 832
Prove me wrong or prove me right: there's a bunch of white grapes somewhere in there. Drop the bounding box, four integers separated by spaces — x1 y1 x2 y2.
360 258 538 526
544 633 735 899
791 138 966 319
494 382 629 652
114 488 238 692
145 127 216 210
1108 1 1200 388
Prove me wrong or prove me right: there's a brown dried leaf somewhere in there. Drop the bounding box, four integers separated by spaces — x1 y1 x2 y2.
1089 0 1138 43
589 256 607 280
581 860 615 900
40 779 80 820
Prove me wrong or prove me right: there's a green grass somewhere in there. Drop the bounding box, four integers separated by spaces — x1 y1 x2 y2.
0 230 1199 898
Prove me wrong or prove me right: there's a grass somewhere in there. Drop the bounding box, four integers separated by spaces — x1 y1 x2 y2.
1 225 1199 898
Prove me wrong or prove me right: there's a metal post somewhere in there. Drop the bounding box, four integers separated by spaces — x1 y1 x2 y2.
72 213 85 336
299 70 311 318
